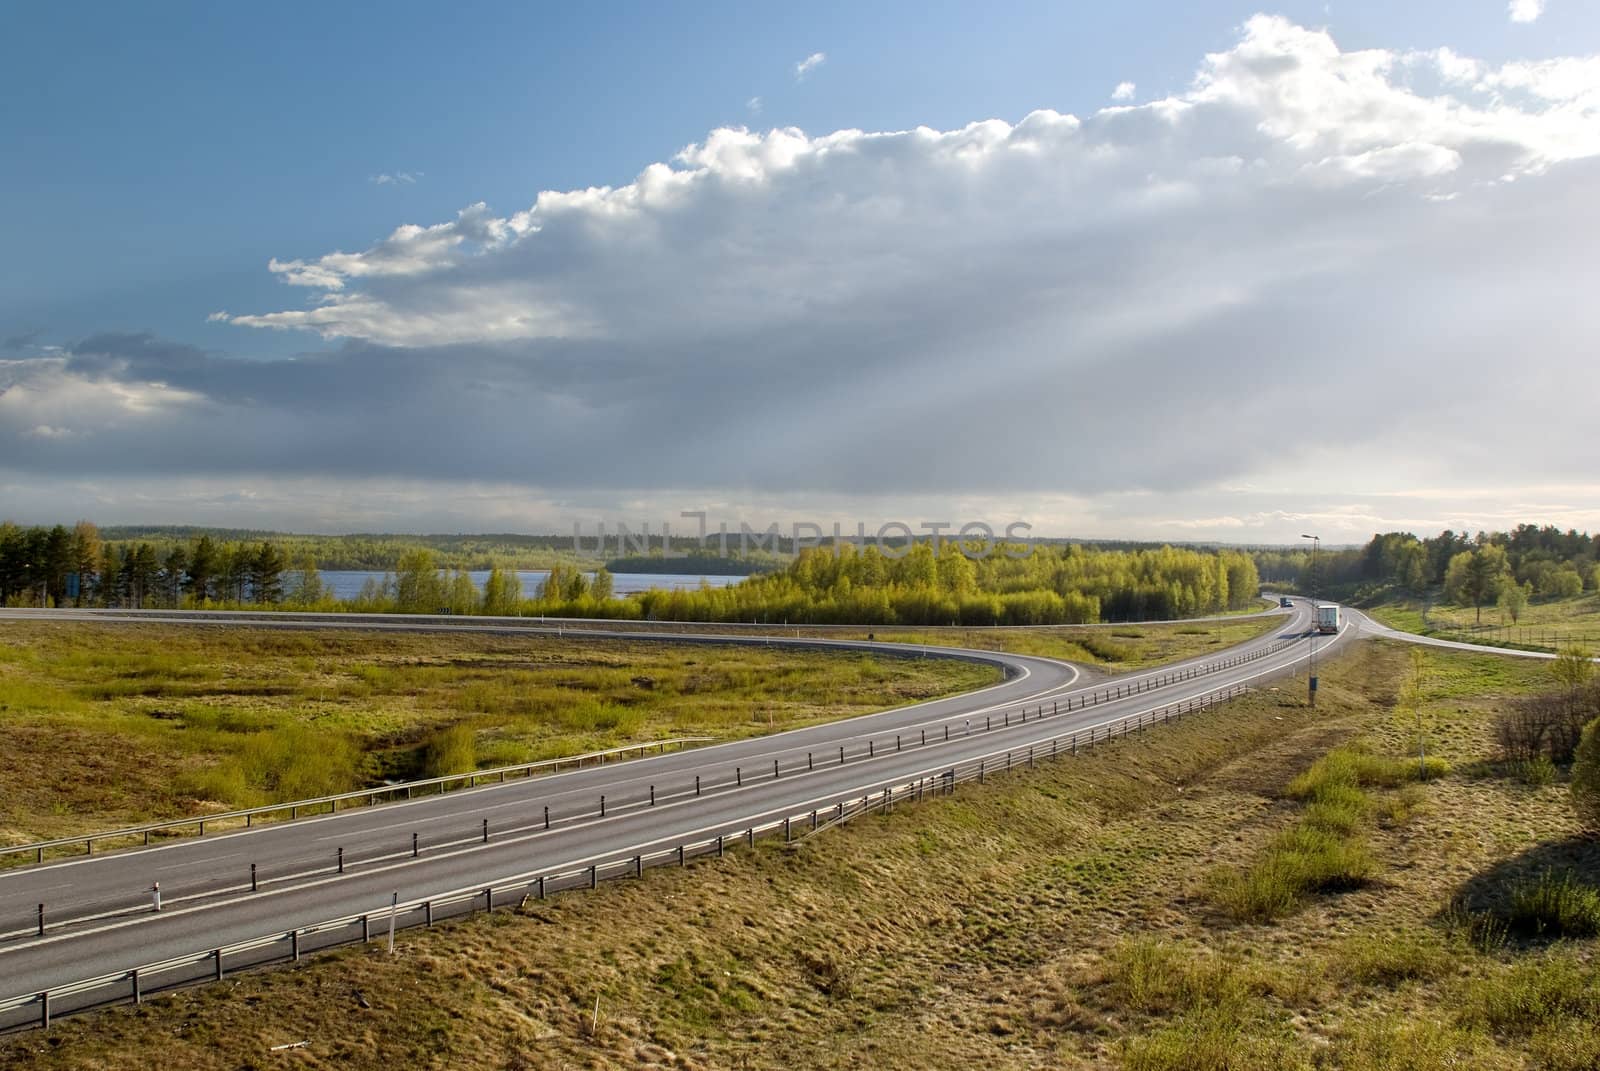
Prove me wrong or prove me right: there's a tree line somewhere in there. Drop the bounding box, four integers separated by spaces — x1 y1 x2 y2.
1255 524 1598 619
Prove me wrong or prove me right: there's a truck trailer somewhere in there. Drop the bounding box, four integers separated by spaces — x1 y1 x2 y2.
1315 604 1340 635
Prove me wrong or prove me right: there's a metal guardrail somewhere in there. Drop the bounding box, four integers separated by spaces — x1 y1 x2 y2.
0 675 1263 1034
0 737 713 867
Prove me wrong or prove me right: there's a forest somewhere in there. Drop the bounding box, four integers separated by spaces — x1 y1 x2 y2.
0 521 1260 625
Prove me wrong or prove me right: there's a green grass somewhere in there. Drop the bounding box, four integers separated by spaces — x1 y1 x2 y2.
1500 871 1600 939
1368 592 1600 651
1214 744 1447 922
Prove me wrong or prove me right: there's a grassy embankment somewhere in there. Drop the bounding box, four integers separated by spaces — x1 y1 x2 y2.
1368 592 1600 652
0 623 998 848
5 638 1598 1069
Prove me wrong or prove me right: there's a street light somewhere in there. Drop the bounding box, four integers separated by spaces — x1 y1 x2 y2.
1302 534 1320 706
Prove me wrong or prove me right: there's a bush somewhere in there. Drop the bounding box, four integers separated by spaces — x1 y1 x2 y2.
1509 755 1558 786
421 723 478 778
1575 716 1600 831
1497 684 1600 763
1502 870 1600 939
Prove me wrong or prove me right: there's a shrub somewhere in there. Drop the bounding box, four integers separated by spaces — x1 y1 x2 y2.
421 723 479 778
1502 870 1600 938
1497 684 1600 763
1509 755 1558 787
1574 716 1600 831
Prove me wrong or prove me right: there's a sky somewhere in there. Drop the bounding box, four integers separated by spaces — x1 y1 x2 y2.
2 1 1598 545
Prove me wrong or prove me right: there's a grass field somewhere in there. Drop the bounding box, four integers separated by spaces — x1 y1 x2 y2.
4 637 1595 1069
0 622 999 847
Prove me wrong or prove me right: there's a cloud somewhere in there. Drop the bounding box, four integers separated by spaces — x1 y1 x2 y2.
10 16 1600 539
370 171 423 186
794 52 826 80
1112 81 1137 101
1508 0 1545 23
746 96 763 114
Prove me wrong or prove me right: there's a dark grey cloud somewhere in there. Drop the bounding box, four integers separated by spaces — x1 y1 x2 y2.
3 17 1598 538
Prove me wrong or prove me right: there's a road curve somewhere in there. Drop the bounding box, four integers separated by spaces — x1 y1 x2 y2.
0 601 1337 1020
1340 605 1599 661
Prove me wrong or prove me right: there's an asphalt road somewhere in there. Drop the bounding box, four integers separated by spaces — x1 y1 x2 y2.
0 600 1341 1014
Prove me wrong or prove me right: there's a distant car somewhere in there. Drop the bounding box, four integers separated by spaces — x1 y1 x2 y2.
1279 596 1292 608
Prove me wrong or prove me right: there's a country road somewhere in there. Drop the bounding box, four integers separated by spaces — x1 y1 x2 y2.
0 600 1347 1026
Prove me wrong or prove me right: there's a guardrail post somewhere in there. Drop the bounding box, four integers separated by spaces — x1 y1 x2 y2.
784 817 792 842
678 845 685 866
633 856 642 878
717 835 725 858
590 865 598 889
247 813 253 828
412 833 419 857
132 967 142 1002
40 991 49 1030
362 915 370 941
213 948 224 981
1028 746 1034 768
979 760 985 784
1072 733 1077 754
811 809 818 830
746 828 754 848
87 838 94 855
537 876 546 900
290 930 300 962
484 886 494 910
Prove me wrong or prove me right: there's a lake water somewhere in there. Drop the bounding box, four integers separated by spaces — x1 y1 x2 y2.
319 570 743 601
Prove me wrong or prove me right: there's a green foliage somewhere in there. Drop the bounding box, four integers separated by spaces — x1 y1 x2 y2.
609 541 1260 626
420 723 479 778
1457 953 1600 1036
1573 716 1600 831
1552 644 1595 692
1501 870 1600 938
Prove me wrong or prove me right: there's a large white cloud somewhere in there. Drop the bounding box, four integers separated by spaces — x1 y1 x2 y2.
6 16 1600 540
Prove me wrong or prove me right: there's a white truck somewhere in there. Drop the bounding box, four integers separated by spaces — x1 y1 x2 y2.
1315 603 1341 635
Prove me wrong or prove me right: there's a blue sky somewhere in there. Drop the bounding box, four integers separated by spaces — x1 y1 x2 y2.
3 2 1599 540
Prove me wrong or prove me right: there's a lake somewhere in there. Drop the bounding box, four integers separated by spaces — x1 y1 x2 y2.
318 570 743 601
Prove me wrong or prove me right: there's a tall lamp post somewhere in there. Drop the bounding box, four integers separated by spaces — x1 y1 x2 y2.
1301 534 1320 707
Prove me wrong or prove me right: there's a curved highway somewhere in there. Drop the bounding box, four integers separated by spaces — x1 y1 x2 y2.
0 600 1344 1023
